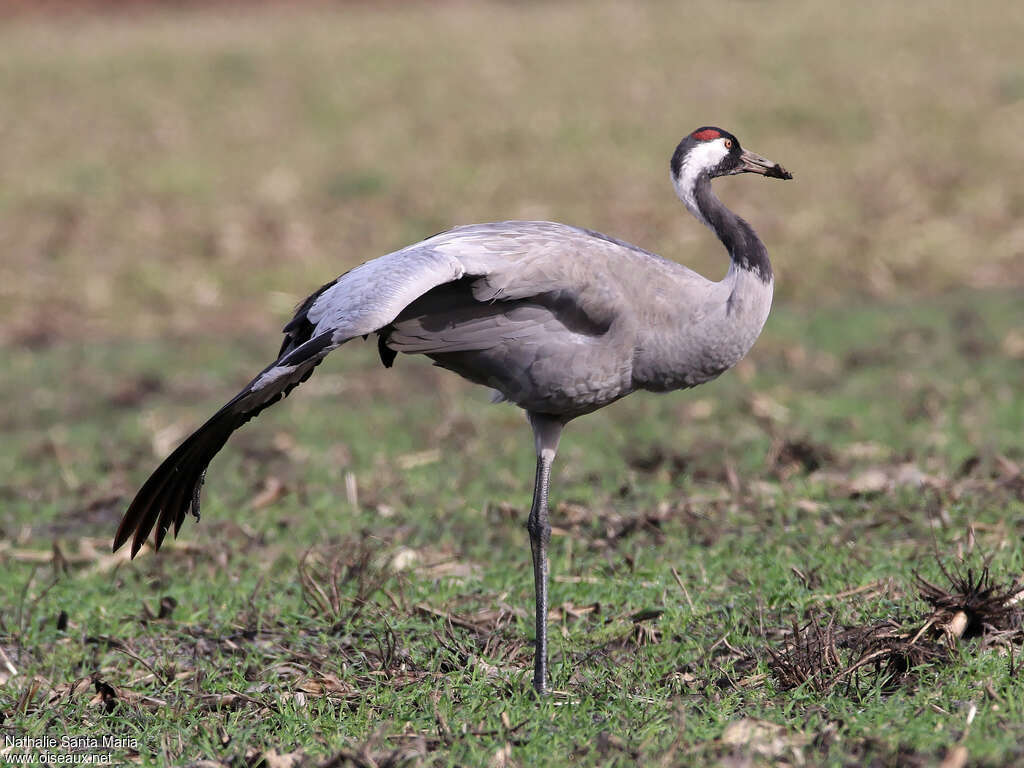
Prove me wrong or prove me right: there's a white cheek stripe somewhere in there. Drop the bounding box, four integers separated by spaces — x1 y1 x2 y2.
672 139 729 228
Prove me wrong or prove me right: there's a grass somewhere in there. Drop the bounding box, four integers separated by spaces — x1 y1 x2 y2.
1 2 1023 766
2 291 1022 766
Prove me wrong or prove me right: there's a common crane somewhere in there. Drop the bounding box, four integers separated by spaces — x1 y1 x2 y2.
114 127 792 695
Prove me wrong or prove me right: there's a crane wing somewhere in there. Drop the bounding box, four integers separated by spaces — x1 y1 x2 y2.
115 220 690 556
114 246 465 557
428 221 645 331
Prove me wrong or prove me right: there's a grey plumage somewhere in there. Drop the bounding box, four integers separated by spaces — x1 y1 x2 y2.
377 221 767 415
114 126 792 696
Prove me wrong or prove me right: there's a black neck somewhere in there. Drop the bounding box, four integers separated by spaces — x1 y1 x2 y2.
694 174 772 283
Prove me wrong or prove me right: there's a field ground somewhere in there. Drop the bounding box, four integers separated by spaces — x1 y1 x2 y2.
1 3 1023 766
2 291 1023 766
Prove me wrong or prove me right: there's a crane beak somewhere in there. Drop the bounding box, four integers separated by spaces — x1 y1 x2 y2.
732 148 793 180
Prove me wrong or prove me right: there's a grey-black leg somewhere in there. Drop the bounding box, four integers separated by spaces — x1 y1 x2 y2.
527 451 552 693
526 413 563 695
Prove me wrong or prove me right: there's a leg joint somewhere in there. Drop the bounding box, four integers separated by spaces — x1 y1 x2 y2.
526 514 551 544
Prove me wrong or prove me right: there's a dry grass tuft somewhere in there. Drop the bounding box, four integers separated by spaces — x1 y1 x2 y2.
768 564 1023 697
298 542 394 631
918 566 1023 641
768 614 951 696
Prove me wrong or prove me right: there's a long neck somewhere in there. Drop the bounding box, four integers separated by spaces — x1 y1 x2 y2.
631 170 775 392
681 173 773 284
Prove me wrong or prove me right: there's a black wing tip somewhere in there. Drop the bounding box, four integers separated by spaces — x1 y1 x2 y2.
113 338 329 559
113 416 232 561
111 527 131 555
129 533 145 559
113 501 148 557
111 523 147 559
115 490 193 559
116 470 208 560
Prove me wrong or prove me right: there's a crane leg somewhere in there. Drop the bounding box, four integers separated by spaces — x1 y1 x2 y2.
526 413 563 696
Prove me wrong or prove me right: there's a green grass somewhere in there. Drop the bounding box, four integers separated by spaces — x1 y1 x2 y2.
2 291 1022 766
1 2 1023 765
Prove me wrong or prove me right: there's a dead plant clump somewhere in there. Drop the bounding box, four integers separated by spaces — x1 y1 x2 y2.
297 542 395 632
767 566 1023 696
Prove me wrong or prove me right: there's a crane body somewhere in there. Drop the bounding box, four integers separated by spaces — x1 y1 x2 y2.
114 127 792 695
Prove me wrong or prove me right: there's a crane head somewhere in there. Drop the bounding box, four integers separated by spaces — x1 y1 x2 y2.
671 127 793 186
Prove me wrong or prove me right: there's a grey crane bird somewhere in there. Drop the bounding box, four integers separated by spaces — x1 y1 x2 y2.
114 126 792 695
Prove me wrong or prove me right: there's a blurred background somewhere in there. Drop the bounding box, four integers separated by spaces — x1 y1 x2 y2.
1 0 1021 349
1 5 1022 762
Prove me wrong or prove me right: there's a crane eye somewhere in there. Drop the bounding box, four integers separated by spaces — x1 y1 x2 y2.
724 139 733 149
